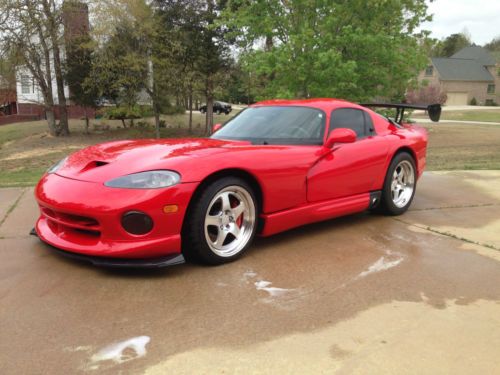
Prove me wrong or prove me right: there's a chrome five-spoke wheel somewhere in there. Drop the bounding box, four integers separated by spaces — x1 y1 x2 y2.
204 186 256 257
390 160 415 208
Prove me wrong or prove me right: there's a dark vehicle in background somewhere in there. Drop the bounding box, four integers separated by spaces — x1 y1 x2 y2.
200 101 232 115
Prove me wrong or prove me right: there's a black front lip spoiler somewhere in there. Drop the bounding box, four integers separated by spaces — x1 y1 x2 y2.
31 227 185 268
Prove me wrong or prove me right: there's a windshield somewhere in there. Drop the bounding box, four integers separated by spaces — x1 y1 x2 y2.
211 106 326 145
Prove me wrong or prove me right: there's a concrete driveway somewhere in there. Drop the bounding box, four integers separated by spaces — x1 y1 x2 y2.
1 171 499 374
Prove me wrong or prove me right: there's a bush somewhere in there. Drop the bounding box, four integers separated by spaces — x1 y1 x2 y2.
162 105 185 115
406 84 447 105
470 97 477 105
104 105 154 120
485 99 498 106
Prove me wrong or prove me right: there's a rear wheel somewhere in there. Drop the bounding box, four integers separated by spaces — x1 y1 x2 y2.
379 152 416 215
183 177 258 265
216 109 221 115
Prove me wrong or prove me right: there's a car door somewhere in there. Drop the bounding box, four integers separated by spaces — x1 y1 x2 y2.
307 107 389 202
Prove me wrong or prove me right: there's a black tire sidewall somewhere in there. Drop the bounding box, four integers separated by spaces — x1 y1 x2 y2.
381 152 417 215
183 177 258 265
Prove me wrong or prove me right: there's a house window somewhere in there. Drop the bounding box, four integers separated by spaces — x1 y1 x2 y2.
425 65 433 76
21 75 32 94
487 84 495 94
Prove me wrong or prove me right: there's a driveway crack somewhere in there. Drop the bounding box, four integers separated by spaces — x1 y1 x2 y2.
392 217 500 252
0 188 26 229
409 203 500 211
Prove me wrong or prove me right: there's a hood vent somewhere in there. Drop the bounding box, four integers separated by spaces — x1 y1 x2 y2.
80 160 109 173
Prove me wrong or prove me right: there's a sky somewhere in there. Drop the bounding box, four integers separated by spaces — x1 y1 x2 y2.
420 0 500 45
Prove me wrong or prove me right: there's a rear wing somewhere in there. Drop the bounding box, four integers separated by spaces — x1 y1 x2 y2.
360 103 441 124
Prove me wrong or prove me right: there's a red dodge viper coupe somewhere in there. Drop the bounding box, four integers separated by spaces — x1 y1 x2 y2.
34 99 440 267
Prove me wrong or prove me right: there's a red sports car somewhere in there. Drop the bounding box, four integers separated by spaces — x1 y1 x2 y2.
34 99 440 267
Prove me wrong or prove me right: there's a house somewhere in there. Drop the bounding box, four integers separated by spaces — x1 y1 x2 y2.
1 1 91 125
418 46 499 106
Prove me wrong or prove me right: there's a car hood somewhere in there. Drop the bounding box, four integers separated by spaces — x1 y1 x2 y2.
56 138 250 183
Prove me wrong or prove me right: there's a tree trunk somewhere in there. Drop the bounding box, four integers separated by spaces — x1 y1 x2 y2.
84 108 89 134
52 45 69 136
46 108 57 136
188 89 193 134
154 111 160 139
205 95 214 136
42 0 69 136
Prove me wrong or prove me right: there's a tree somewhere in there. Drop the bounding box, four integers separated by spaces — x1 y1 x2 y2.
41 0 70 135
433 32 471 57
88 0 175 138
157 0 232 134
484 35 500 63
406 84 447 105
65 34 98 133
0 0 58 135
223 0 431 102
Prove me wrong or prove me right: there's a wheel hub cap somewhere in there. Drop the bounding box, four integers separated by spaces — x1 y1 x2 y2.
204 186 256 257
391 160 415 208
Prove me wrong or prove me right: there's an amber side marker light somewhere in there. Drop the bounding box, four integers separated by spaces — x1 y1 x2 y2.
163 205 179 214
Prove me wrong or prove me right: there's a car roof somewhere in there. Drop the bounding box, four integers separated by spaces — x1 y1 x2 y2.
251 98 366 112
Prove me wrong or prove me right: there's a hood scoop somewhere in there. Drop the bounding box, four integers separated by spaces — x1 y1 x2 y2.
80 160 109 173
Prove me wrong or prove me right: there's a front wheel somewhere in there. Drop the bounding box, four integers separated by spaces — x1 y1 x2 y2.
182 177 258 265
378 152 416 215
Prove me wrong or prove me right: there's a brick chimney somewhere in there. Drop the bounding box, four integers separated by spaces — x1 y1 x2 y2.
62 1 90 42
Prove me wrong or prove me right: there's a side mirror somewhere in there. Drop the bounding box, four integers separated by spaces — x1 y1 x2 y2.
212 123 222 133
324 128 356 148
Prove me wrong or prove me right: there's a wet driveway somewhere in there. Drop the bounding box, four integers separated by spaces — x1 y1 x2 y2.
1 171 499 374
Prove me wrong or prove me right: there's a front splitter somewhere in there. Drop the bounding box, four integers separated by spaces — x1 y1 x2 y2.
31 227 185 268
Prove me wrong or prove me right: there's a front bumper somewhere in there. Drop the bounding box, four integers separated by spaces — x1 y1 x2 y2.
35 173 198 260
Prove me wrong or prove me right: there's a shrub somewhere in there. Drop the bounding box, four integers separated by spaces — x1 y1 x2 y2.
162 105 185 115
470 97 477 105
406 84 447 105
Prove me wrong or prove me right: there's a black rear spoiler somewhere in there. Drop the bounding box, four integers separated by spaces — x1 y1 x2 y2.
360 103 441 124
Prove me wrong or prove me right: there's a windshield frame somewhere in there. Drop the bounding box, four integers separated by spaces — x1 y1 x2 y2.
210 105 327 146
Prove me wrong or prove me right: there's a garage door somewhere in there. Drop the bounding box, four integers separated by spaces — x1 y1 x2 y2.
446 92 468 106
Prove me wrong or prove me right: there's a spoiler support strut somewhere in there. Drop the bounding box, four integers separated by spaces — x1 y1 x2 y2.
360 103 442 124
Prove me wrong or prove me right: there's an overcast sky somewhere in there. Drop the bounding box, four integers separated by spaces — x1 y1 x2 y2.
420 0 500 45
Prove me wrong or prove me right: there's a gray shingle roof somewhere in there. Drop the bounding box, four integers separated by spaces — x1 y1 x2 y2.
452 46 496 66
431 57 494 82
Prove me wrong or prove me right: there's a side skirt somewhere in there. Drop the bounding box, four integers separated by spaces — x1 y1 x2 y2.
259 193 370 237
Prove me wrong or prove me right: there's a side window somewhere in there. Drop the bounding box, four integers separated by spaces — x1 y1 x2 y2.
364 111 375 135
330 108 367 138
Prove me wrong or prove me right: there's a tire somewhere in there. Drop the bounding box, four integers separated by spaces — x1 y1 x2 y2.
200 108 206 114
378 152 417 215
216 109 221 115
182 177 258 265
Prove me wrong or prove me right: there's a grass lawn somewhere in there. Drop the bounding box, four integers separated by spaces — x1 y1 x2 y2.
421 122 500 170
1 111 499 187
0 111 237 187
412 108 500 122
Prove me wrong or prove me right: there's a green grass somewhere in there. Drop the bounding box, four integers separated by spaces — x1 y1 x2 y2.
413 109 500 122
441 109 500 122
422 122 500 171
0 111 238 187
0 168 48 187
1 110 499 187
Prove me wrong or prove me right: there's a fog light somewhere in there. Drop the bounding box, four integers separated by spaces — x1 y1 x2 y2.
121 211 153 235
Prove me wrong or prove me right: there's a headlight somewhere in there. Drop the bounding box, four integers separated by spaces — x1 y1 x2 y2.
104 170 181 189
47 157 67 174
